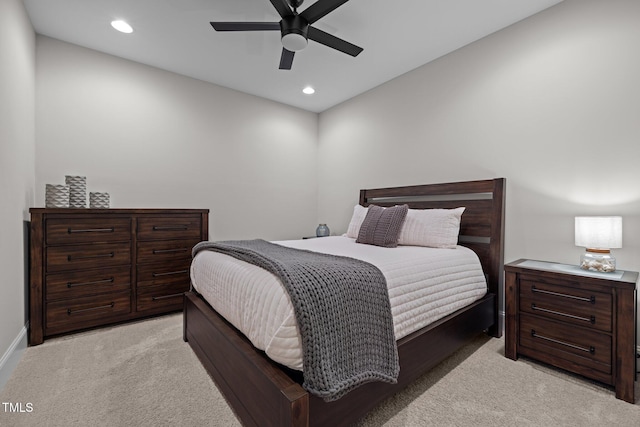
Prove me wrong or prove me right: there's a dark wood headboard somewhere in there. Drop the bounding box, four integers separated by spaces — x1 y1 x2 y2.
359 178 506 334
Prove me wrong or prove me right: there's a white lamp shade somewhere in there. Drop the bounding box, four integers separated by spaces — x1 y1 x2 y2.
575 216 622 249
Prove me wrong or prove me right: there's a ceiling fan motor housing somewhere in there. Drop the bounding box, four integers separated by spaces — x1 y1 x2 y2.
280 15 309 51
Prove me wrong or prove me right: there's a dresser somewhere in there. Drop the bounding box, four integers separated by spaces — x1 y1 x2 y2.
505 259 638 403
29 208 209 345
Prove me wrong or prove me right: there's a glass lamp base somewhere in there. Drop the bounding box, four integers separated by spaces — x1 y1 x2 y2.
316 223 330 237
579 251 616 273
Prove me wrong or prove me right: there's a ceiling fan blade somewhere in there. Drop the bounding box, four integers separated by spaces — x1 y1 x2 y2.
279 48 295 70
307 26 363 57
270 0 293 18
301 0 350 24
210 22 280 31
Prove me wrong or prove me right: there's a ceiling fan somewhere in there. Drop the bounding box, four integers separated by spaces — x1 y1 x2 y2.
210 0 363 70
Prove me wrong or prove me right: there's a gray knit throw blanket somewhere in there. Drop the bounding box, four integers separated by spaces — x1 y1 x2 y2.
192 239 399 401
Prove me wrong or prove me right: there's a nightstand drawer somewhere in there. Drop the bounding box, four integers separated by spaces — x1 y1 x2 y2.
136 239 198 263
137 216 202 241
520 279 612 332
46 242 131 272
46 267 131 300
46 218 131 245
519 313 611 373
137 260 190 288
45 291 132 335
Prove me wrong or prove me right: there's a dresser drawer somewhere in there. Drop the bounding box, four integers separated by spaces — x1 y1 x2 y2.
520 279 612 332
519 313 611 374
45 267 131 301
136 282 188 313
46 242 131 273
45 291 132 335
137 260 190 288
136 239 199 263
46 218 131 245
137 216 202 241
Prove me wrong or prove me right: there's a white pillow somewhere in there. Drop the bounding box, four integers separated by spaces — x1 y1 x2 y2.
345 204 368 238
398 207 465 248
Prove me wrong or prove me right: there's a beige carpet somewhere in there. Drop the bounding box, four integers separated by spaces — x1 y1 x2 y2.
0 314 638 426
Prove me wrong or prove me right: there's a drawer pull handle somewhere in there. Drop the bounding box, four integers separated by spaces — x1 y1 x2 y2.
67 277 115 288
151 293 184 301
531 304 596 324
531 286 595 304
67 227 115 234
67 302 115 315
152 248 188 254
152 225 189 231
67 252 115 261
152 270 189 277
531 330 595 354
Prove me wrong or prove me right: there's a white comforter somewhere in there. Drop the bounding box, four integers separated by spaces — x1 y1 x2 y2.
190 236 487 370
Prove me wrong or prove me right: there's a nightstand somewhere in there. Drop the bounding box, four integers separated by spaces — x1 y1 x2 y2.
505 259 638 403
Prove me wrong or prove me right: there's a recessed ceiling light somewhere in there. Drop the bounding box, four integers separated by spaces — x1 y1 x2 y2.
303 86 315 95
111 20 133 34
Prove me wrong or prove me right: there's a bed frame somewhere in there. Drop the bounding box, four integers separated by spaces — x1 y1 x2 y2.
183 178 505 427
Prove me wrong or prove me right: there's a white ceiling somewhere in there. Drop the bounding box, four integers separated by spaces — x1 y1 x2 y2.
24 0 563 113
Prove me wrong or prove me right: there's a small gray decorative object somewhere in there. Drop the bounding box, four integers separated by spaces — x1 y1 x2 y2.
89 192 110 209
65 175 87 208
316 223 330 237
45 184 70 208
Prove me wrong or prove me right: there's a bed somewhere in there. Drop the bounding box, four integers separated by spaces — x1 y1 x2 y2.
183 178 505 427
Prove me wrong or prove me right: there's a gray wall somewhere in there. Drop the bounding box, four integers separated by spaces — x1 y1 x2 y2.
35 37 319 242
319 0 639 270
0 0 36 389
318 0 640 338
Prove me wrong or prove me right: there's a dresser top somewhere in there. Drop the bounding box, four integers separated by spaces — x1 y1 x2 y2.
506 258 638 286
30 208 209 214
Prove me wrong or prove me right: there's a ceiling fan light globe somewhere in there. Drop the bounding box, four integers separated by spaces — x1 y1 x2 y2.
282 33 308 51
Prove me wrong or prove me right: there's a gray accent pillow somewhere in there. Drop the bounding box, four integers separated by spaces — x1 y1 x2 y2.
356 204 409 248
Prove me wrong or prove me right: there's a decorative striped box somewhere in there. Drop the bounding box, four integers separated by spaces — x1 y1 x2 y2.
89 192 110 209
45 184 70 208
65 175 87 208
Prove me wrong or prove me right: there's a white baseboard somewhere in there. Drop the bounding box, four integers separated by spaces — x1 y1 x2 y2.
0 324 28 392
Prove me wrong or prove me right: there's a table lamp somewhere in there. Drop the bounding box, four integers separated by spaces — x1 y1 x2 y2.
575 216 622 273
